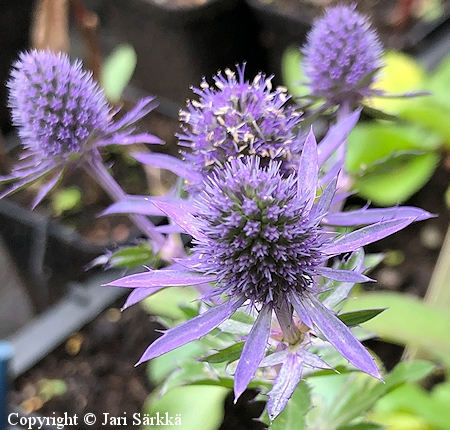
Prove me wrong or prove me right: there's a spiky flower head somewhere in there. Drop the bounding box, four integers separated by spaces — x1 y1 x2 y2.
302 4 383 106
179 65 303 193
8 50 111 158
193 156 325 308
108 123 432 419
2 50 161 207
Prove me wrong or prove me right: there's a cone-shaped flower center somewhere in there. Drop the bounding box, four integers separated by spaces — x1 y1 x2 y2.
8 50 111 158
193 157 325 306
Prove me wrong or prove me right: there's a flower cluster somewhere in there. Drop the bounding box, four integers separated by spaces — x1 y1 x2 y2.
302 4 383 107
2 4 435 424
109 130 432 419
179 65 303 192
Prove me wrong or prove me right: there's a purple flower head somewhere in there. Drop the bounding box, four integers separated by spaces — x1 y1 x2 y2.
303 4 383 106
179 65 303 193
2 50 162 207
8 49 111 158
193 156 325 308
108 124 433 419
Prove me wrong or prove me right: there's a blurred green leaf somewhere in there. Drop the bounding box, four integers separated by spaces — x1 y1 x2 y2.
343 292 450 368
143 385 228 430
51 186 82 215
101 44 137 102
338 309 386 327
148 342 206 385
281 46 309 98
347 123 439 204
369 51 426 115
399 98 450 147
141 286 199 321
108 243 154 269
37 378 68 402
372 382 450 429
338 423 385 430
353 152 438 205
306 360 434 429
427 53 450 111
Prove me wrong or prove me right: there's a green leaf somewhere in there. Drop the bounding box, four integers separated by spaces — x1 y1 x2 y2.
338 309 386 327
281 46 309 98
372 383 450 429
338 423 385 430
347 123 437 174
148 341 206 385
51 186 82 215
200 342 244 364
342 291 450 368
141 286 200 321
308 360 434 429
265 381 310 430
108 243 154 269
369 51 426 115
143 385 228 430
427 53 450 111
399 98 450 147
346 121 441 205
384 360 436 389
101 44 137 103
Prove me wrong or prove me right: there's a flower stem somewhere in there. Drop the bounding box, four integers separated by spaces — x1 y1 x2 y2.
84 150 166 249
275 303 302 345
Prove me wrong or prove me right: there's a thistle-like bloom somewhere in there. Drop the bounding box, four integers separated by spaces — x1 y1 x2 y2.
1 49 162 208
108 129 432 419
178 65 303 192
303 4 383 107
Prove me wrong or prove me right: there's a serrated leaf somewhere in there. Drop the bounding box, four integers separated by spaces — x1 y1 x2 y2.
338 309 386 327
311 360 434 428
200 342 244 364
101 44 137 102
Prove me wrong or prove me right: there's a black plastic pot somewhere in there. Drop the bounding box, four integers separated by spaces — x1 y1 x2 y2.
107 0 266 105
